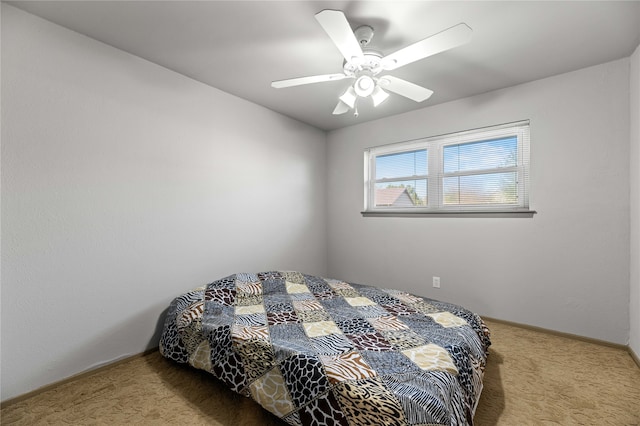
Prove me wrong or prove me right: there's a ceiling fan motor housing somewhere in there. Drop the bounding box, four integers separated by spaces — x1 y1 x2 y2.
343 50 383 77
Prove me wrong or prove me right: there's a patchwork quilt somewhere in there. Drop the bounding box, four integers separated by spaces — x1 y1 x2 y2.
160 271 491 426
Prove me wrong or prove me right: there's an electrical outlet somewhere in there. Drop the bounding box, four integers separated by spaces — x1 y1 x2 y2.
432 276 440 288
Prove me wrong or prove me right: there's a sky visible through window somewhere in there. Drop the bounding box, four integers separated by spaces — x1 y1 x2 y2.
375 137 517 206
376 149 428 205
443 137 517 173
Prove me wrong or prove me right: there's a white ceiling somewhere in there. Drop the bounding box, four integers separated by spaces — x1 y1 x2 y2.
7 1 640 131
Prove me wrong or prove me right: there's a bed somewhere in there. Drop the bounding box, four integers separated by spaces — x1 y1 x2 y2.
160 271 491 425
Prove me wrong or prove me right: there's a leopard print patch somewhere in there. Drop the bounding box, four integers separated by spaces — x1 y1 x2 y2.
333 378 407 426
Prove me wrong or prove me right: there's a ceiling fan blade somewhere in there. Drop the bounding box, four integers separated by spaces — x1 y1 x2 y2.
332 100 350 115
379 75 433 102
271 73 348 89
315 10 364 63
381 23 472 71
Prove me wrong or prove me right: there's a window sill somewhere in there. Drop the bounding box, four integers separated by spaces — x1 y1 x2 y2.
361 210 537 218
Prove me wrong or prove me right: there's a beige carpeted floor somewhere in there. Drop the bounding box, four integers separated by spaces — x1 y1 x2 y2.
2 319 639 425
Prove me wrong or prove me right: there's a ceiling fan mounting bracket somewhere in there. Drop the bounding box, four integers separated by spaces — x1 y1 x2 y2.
354 25 374 47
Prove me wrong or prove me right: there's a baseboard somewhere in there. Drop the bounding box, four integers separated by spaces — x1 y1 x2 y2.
0 347 159 409
629 346 640 369
482 316 630 352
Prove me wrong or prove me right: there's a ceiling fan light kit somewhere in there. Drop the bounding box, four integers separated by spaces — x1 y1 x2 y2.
371 85 390 107
271 9 472 118
339 86 357 108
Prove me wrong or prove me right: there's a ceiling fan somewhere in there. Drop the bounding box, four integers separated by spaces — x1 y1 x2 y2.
271 10 472 116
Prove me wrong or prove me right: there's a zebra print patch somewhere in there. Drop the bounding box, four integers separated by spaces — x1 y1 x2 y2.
319 351 376 384
292 299 323 312
309 334 354 355
368 315 409 332
236 281 262 296
231 324 269 342
176 301 204 330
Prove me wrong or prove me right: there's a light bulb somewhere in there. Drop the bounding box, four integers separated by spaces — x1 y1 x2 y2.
354 75 375 97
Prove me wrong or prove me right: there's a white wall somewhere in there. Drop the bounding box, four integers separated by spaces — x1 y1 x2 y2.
1 5 327 401
630 44 640 358
327 59 630 345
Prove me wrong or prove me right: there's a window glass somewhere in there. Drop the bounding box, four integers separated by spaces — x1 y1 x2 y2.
443 172 518 205
443 137 517 173
375 149 427 179
375 180 428 207
364 121 530 213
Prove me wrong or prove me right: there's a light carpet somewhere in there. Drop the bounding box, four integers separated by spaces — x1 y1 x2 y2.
2 319 639 425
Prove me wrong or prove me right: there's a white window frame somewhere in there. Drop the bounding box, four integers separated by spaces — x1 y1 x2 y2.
364 121 531 214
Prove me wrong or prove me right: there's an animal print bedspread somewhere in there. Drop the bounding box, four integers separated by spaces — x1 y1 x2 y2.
160 271 491 426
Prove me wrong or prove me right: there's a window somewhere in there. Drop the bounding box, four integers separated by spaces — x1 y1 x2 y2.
364 121 530 214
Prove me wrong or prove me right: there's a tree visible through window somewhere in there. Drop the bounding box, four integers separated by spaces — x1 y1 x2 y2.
365 121 530 213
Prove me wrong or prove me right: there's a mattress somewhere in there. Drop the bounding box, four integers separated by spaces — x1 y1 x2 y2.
160 271 491 425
